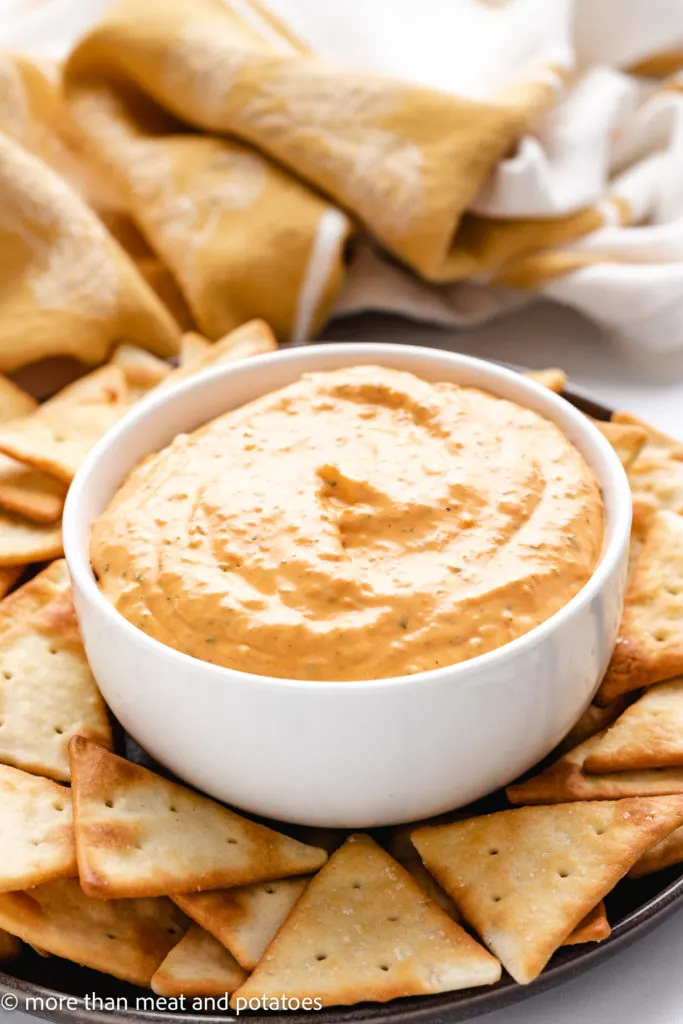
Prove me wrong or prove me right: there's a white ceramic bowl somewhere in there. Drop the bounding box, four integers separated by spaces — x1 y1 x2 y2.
64 343 631 828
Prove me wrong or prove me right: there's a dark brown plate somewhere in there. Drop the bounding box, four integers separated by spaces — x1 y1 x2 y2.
1 357 680 1024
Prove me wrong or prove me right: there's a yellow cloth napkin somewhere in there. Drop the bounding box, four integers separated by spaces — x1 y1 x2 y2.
64 0 565 283
0 52 179 371
2 0 683 367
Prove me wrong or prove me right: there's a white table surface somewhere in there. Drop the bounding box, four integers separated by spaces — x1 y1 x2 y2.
4 299 683 1024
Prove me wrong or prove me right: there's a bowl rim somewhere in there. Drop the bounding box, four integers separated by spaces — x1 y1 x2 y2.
63 342 633 693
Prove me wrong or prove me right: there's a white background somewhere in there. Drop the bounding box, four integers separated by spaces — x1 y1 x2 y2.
0 301 681 1023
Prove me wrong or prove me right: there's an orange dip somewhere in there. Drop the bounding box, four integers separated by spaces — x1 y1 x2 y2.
91 365 604 680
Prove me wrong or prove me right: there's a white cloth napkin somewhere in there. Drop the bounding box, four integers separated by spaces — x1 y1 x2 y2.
5 0 683 353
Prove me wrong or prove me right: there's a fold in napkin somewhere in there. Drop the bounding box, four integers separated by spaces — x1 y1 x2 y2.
0 0 682 370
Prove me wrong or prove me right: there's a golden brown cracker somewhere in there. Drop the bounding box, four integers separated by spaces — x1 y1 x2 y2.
0 511 62 566
0 559 69 638
0 589 112 781
412 797 683 983
564 902 611 945
0 765 76 892
152 924 247 997
232 834 500 1008
179 332 212 368
174 878 310 971
613 412 683 513
525 368 566 393
0 879 186 987
0 366 128 483
163 320 277 388
586 677 683 772
556 697 630 756
69 737 328 900
593 420 647 469
506 732 683 804
598 509 683 704
629 824 683 878
0 455 66 524
111 343 171 402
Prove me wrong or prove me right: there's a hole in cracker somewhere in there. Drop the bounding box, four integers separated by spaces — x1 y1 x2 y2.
264 887 275 894
104 800 114 809
352 883 362 889
379 964 390 972
53 802 64 812
106 933 117 941
489 848 499 856
492 895 502 903
387 915 399 922
54 727 64 735
3 672 11 680
169 805 178 813
49 647 57 655
558 870 570 878
594 827 606 835
227 838 237 845
315 954 327 962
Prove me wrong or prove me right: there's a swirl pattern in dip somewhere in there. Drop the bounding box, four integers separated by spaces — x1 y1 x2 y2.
91 366 604 680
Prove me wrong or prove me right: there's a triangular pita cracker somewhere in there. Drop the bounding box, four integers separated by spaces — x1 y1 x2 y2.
0 879 186 987
152 924 247 997
179 332 212 368
593 420 647 469
111 343 171 390
390 827 606 946
629 823 683 878
598 509 683 703
110 343 171 403
506 732 683 804
389 828 460 920
556 697 629 756
0 559 69 638
70 738 328 899
564 902 611 945
613 412 683 513
163 320 277 389
585 677 683 773
0 589 112 781
174 877 311 971
0 365 128 483
0 929 21 962
0 456 66 524
0 376 37 421
231 834 501 1008
412 796 683 984
0 510 62 566
0 378 62 523
0 764 76 892
628 495 659 578
524 368 566 393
